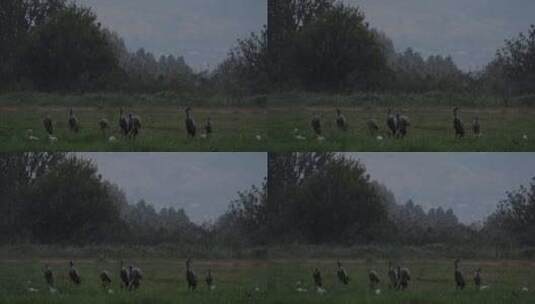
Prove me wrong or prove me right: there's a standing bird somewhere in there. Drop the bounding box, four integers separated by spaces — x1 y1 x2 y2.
119 108 130 137
128 265 143 290
386 109 398 137
398 266 411 290
204 117 213 136
474 268 482 290
336 261 350 285
68 109 80 133
206 269 215 290
99 118 109 137
387 261 399 289
336 109 347 131
119 260 130 289
473 116 481 137
100 271 112 288
43 264 54 288
454 259 466 290
396 114 410 138
185 258 198 291
311 113 322 137
185 107 197 138
43 114 54 135
367 119 379 135
128 113 142 139
453 107 465 138
69 261 81 285
369 270 380 290
313 268 323 288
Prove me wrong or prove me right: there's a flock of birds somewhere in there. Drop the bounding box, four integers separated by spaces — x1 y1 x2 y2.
28 106 491 144
30 258 521 297
308 107 482 141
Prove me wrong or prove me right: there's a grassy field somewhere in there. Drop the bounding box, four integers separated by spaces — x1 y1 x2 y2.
1 104 534 151
0 258 533 304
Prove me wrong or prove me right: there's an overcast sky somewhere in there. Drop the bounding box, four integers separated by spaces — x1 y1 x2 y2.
349 153 535 224
81 153 266 223
77 0 534 70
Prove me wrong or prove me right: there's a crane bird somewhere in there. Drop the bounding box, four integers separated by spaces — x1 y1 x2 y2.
336 261 350 285
43 114 54 135
100 271 112 288
128 265 143 290
473 116 481 137
367 119 379 135
474 268 482 290
313 268 323 290
119 260 130 289
185 107 197 138
68 109 80 133
453 107 465 138
185 258 198 291
43 264 54 288
369 270 380 290
336 109 347 131
387 261 399 289
206 269 215 290
99 118 109 137
396 114 410 138
454 259 466 290
386 109 398 137
311 113 322 137
69 261 81 285
398 266 411 290
119 108 130 137
128 113 142 139
204 117 213 136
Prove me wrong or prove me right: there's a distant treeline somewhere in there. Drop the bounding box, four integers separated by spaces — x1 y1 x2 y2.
1 0 534 102
1 153 533 255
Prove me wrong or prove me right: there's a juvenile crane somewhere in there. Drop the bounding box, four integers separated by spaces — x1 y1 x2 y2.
473 116 481 137
387 109 398 137
367 119 379 135
313 268 323 288
128 113 142 139
100 271 112 288
206 269 215 290
204 117 213 136
396 113 410 138
119 108 130 137
186 258 198 290
369 270 380 290
387 261 399 289
336 109 347 131
68 109 80 133
69 261 81 285
336 261 350 285
454 258 466 290
311 113 322 137
99 118 109 137
43 264 54 288
128 265 143 290
43 114 54 135
398 266 411 290
453 107 465 138
474 267 482 290
119 260 130 289
185 107 197 138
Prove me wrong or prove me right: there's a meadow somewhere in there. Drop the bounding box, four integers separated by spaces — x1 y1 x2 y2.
1 93 534 151
0 258 533 304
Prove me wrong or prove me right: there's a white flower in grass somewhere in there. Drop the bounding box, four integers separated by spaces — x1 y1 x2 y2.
256 135 262 141
523 134 528 140
108 136 117 143
295 135 306 141
375 289 381 295
316 287 327 294
48 135 58 143
27 287 39 293
377 136 384 141
317 136 325 142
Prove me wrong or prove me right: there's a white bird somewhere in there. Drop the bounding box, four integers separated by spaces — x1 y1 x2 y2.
296 287 308 293
48 135 58 143
522 287 529 292
481 285 490 290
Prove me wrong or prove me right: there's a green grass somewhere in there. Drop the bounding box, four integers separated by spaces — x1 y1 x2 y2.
1 101 535 152
0 258 533 304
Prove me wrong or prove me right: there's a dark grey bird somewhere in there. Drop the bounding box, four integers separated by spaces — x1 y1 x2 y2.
119 260 130 289
369 270 380 290
100 271 112 288
396 113 410 138
206 269 214 289
473 116 481 137
99 118 109 137
367 119 379 135
119 108 130 137
387 261 398 289
336 109 347 131
474 267 482 290
311 113 322 136
69 261 81 285
128 113 141 139
336 261 350 285
453 107 465 138
454 259 466 290
398 266 411 290
204 117 213 135
186 258 198 291
185 107 197 138
43 114 54 135
387 109 398 137
128 265 143 290
313 268 323 288
68 108 80 133
43 264 54 288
